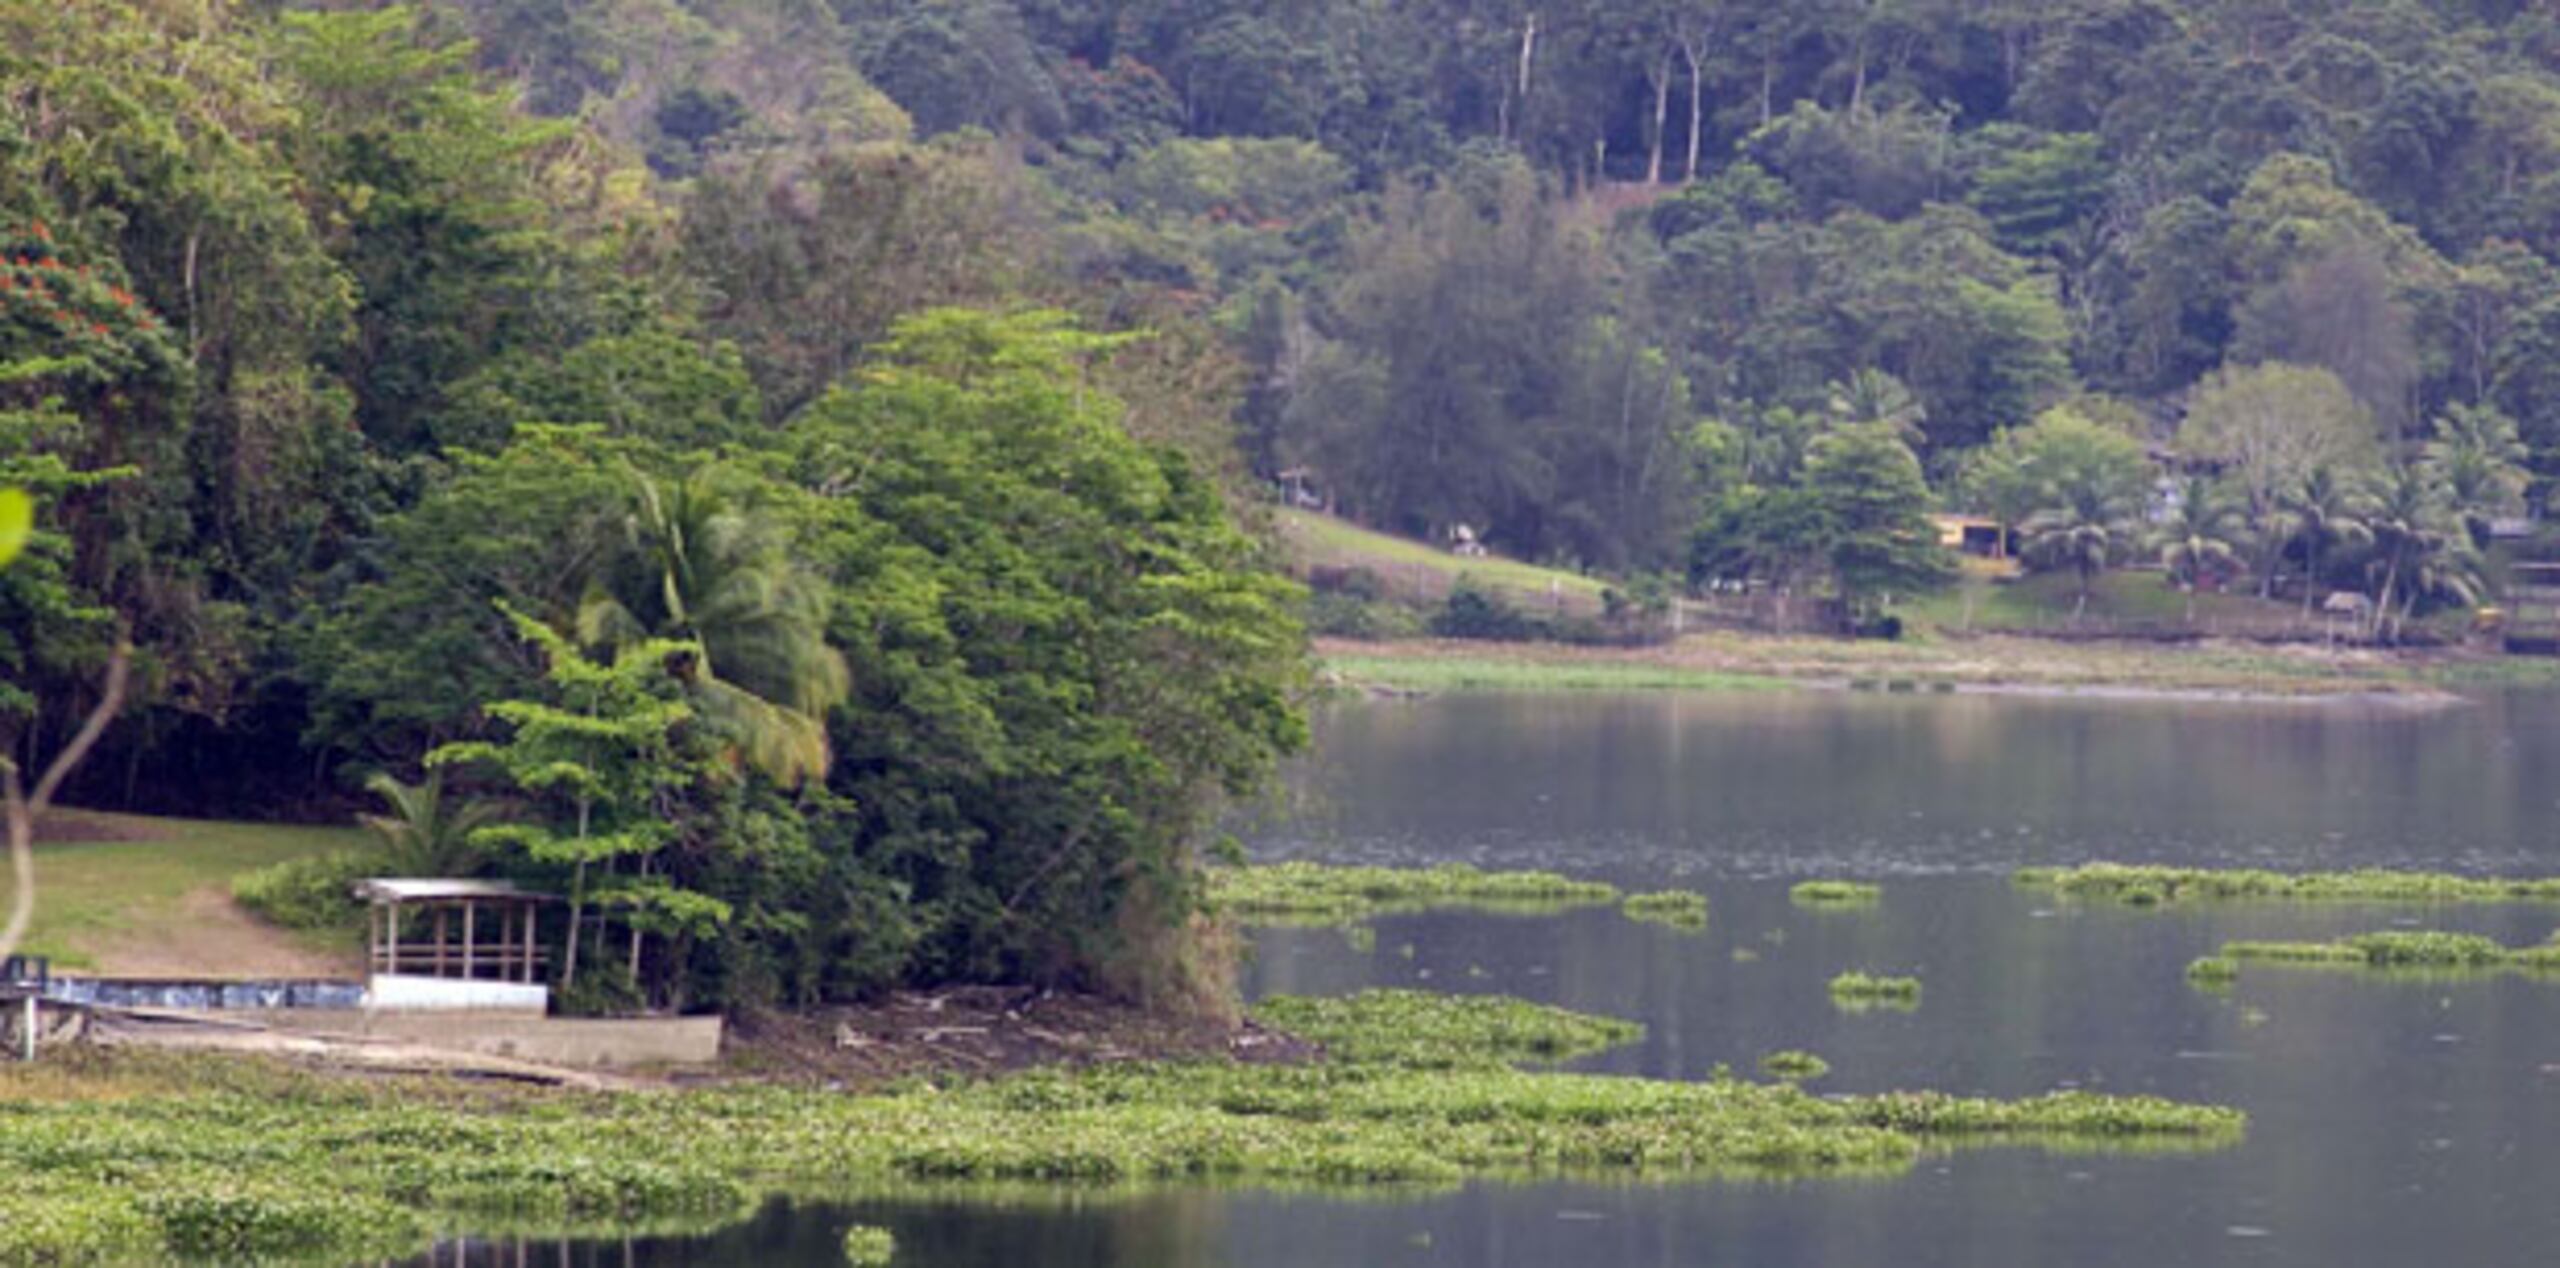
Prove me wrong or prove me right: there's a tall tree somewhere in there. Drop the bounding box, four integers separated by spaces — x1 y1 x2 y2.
1800 421 1953 626
2009 408 2154 618
2282 465 2373 618
2156 475 2243 622
2179 363 2380 595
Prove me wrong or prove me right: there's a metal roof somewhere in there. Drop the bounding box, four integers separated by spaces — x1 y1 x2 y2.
353 878 556 904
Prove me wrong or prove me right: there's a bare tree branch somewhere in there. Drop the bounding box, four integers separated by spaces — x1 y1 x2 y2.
0 642 132 968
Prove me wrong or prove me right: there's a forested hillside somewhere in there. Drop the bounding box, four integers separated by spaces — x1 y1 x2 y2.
8 0 2560 1003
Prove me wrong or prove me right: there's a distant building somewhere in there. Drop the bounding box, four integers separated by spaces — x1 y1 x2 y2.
1931 514 2006 558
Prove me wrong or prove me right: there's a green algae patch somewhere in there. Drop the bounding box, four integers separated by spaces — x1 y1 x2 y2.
1790 881 1882 908
0 992 2243 1264
1209 861 1619 925
1829 972 1922 1011
842 1224 896 1266
1621 890 1710 932
1758 1051 1830 1083
2217 930 2560 978
2015 862 2560 907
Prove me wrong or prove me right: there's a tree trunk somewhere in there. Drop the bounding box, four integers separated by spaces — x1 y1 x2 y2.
1512 12 1538 145
2299 543 2319 620
1850 30 1869 114
561 798 591 993
1680 37 1706 180
2370 554 2401 644
1646 51 1672 184
0 645 131 971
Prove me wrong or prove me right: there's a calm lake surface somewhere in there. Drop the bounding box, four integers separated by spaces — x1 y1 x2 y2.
433 688 2560 1267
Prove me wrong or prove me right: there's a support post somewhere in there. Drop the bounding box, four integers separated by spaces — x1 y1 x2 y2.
385 903 400 978
434 906 448 976
462 901 476 980
20 994 34 1063
523 900 537 984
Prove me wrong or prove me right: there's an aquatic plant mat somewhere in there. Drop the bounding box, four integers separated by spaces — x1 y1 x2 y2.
2015 863 2560 906
0 991 2239 1263
1828 971 1923 1010
2213 930 2560 977
1209 861 1619 924
1620 890 1710 931
1790 881 1883 908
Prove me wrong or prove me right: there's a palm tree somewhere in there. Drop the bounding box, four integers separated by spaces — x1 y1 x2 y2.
2362 464 2478 643
2420 403 2530 542
2282 466 2374 620
2022 486 2142 623
2155 476 2242 624
580 466 850 786
1827 369 1927 445
358 769 500 877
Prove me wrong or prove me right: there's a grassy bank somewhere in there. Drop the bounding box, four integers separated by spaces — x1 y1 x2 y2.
1319 629 2556 700
18 813 369 970
0 991 2242 1263
1282 509 1610 604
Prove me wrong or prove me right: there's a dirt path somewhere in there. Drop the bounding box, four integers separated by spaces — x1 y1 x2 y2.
84 887 360 978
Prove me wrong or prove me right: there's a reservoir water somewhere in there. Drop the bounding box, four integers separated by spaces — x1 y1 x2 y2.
431 688 2560 1267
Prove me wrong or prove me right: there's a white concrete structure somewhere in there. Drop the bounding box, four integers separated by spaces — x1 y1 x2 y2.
362 973 549 1014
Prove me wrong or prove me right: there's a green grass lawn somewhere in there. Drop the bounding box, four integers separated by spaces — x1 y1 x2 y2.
1280 508 1612 601
1903 568 2326 634
1328 652 1790 693
19 813 368 969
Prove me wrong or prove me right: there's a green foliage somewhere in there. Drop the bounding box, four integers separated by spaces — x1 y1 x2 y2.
2004 409 2158 609
430 608 726 998
1802 424 1956 624
357 769 499 877
1621 890 1710 932
232 852 375 937
786 308 1308 1004
579 464 850 787
1209 862 1619 926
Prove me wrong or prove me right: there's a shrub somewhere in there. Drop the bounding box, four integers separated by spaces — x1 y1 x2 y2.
1430 582 1542 641
232 852 374 935
1306 591 1423 640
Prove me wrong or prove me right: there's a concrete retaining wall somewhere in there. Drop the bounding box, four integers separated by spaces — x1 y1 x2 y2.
46 978 364 1011
252 1010 724 1069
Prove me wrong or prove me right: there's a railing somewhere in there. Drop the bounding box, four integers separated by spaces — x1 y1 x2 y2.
1 954 47 993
